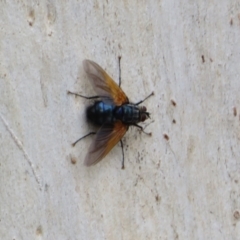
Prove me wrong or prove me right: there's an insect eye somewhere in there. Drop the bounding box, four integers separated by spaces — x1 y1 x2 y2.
142 106 147 112
141 114 147 122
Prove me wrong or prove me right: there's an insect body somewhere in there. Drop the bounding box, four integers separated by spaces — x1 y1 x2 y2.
68 58 153 168
87 101 149 126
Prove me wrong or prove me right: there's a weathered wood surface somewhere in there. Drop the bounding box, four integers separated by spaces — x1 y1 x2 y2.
0 1 240 239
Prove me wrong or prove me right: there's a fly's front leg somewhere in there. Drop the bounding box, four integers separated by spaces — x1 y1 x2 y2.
132 124 152 136
134 91 154 106
118 56 122 87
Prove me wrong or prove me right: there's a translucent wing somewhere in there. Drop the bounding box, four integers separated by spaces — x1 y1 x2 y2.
84 121 128 166
83 59 129 106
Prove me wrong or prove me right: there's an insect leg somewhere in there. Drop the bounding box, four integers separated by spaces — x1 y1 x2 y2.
134 91 154 105
118 56 122 87
72 132 96 147
132 124 152 136
120 139 125 169
67 91 100 99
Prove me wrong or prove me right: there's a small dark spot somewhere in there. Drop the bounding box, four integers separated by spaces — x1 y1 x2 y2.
36 225 43 235
233 107 237 117
201 55 205 63
234 179 238 183
230 18 233 25
155 194 160 202
210 58 213 62
163 134 169 141
233 210 240 220
171 99 176 107
172 119 176 124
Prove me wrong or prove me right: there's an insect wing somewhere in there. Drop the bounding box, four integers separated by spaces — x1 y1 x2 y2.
84 121 128 166
83 60 129 106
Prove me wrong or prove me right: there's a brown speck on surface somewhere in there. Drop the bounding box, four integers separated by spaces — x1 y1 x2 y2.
171 99 176 107
210 58 213 62
155 194 160 202
233 107 237 117
28 9 35 26
233 210 240 220
70 155 77 164
230 18 233 25
163 134 169 141
36 225 43 235
172 119 176 124
201 55 205 63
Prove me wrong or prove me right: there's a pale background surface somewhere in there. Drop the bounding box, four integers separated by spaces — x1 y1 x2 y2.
1 1 240 239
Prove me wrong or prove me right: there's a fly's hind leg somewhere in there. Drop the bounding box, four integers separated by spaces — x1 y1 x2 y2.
120 139 125 169
72 132 96 147
67 91 100 100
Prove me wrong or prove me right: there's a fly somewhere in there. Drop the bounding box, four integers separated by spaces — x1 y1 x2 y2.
68 57 153 169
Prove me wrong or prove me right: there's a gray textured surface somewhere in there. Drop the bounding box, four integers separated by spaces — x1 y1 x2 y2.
1 1 240 239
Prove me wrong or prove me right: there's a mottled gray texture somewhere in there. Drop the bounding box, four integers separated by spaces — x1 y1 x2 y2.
1 1 240 239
